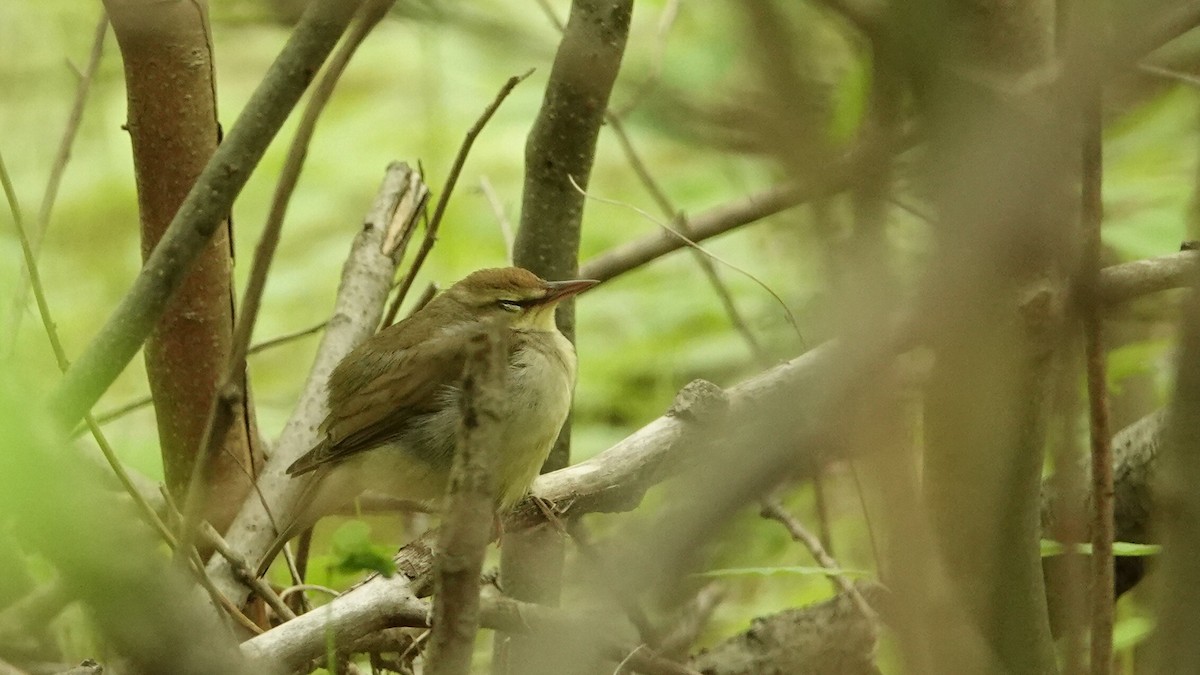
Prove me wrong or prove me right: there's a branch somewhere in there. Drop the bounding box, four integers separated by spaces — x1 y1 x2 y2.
205 162 423 602
425 327 507 675
579 179 843 285
760 500 878 625
501 1 633 669
689 584 887 675
1097 250 1200 304
1079 56 1115 675
49 0 363 428
177 0 393 561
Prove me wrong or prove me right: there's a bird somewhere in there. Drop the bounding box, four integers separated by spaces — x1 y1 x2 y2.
256 267 597 575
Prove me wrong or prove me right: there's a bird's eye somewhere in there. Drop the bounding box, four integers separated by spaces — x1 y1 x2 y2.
497 300 522 313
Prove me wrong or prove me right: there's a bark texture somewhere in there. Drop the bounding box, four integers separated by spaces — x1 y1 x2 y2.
104 0 258 535
690 584 886 675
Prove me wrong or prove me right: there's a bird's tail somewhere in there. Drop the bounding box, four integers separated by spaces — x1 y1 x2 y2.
254 470 325 578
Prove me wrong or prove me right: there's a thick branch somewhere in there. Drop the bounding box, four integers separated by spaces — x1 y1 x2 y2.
50 0 363 428
206 162 422 602
501 1 633 671
104 0 261 537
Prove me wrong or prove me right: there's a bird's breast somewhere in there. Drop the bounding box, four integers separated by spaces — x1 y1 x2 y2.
495 332 576 505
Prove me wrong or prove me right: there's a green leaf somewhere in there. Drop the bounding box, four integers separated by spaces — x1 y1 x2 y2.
329 520 396 578
695 565 872 579
1040 539 1162 557
1113 616 1155 652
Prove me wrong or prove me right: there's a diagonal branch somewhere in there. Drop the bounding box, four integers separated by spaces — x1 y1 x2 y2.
205 161 424 603
49 0 364 428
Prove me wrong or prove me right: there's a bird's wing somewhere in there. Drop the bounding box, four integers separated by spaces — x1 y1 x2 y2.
286 327 481 475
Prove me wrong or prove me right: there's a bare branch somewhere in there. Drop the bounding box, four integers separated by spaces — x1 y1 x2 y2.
1078 44 1115 675
178 0 393 562
579 180 841 285
5 12 108 351
1098 250 1200 304
760 500 878 625
206 162 422 603
382 70 531 326
425 327 507 675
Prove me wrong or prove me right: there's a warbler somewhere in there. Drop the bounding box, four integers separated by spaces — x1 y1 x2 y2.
258 267 595 573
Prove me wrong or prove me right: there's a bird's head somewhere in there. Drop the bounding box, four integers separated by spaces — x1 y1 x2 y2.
445 267 598 331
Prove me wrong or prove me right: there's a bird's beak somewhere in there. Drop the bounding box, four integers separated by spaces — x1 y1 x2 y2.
539 278 599 304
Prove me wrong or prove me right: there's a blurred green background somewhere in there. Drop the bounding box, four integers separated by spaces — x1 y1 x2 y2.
2 0 1198 670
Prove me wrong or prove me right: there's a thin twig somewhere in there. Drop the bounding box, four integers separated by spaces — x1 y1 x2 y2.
1082 65 1115 675
533 0 565 31
203 523 297 622
1138 62 1200 88
570 176 806 347
760 499 878 625
609 0 680 118
279 584 341 603
578 178 849 284
248 319 328 355
478 175 515 262
6 13 108 353
38 14 107 248
76 320 328 437
177 0 389 558
382 70 533 326
602 645 703 675
606 116 772 364
407 282 439 316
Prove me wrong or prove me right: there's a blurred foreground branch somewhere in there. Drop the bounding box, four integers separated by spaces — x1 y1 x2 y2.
425 328 507 675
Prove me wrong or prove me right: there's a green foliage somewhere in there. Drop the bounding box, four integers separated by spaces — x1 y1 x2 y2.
328 520 397 578
695 565 871 579
1113 615 1156 652
1040 539 1163 557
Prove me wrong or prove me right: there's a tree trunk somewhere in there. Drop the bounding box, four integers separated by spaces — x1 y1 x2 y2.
496 1 632 673
911 0 1063 671
104 0 260 535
